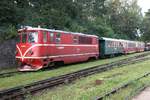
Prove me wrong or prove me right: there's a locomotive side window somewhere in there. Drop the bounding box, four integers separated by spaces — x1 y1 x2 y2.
73 36 78 44
56 33 61 43
28 32 38 43
50 32 54 42
43 31 47 43
79 36 92 44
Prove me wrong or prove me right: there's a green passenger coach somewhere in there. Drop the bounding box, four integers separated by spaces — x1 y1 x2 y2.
99 37 124 57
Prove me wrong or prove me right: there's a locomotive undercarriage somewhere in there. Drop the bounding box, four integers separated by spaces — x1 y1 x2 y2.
18 64 42 71
17 59 44 71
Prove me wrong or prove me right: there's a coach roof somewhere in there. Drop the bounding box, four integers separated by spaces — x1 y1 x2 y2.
100 37 144 43
100 37 121 41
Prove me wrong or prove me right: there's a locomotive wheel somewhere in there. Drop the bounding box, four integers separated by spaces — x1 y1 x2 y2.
48 62 55 67
88 57 96 62
54 61 64 67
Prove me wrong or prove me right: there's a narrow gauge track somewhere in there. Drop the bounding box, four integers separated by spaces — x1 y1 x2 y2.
0 52 149 79
0 71 22 78
96 72 150 100
0 70 39 79
0 70 43 79
0 53 150 100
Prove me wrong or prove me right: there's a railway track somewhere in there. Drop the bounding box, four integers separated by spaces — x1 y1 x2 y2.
0 71 22 78
0 52 150 100
0 70 39 79
96 72 150 100
0 52 149 79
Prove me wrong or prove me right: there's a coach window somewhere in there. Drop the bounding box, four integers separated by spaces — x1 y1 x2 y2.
43 31 47 43
109 41 112 47
56 33 61 43
107 41 110 47
113 42 115 47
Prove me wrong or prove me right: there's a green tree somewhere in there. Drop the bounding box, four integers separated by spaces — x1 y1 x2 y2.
0 0 144 41
106 0 142 40
141 9 150 42
0 0 21 41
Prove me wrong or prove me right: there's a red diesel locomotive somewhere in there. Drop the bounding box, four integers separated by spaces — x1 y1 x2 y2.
16 27 99 71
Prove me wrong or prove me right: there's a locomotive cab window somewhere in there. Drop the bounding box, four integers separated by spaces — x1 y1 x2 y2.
56 33 61 43
28 32 38 43
43 31 47 43
19 32 28 43
22 33 27 43
17 34 21 43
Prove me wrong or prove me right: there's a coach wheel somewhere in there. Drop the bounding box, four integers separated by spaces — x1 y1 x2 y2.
110 54 115 58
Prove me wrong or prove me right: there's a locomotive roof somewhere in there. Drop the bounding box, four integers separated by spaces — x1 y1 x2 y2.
18 27 98 38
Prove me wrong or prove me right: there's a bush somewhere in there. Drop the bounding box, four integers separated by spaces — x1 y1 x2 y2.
0 25 17 42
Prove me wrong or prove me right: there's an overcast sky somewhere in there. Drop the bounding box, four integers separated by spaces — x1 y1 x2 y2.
138 0 150 15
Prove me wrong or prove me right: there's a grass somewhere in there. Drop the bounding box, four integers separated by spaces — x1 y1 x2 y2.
30 58 150 100
0 67 16 74
105 77 150 100
0 52 148 90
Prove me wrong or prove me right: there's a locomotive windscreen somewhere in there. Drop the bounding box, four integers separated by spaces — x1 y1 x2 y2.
17 33 27 43
28 32 38 43
18 31 38 43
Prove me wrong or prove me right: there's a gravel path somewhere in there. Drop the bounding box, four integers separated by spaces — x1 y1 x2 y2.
132 87 150 100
